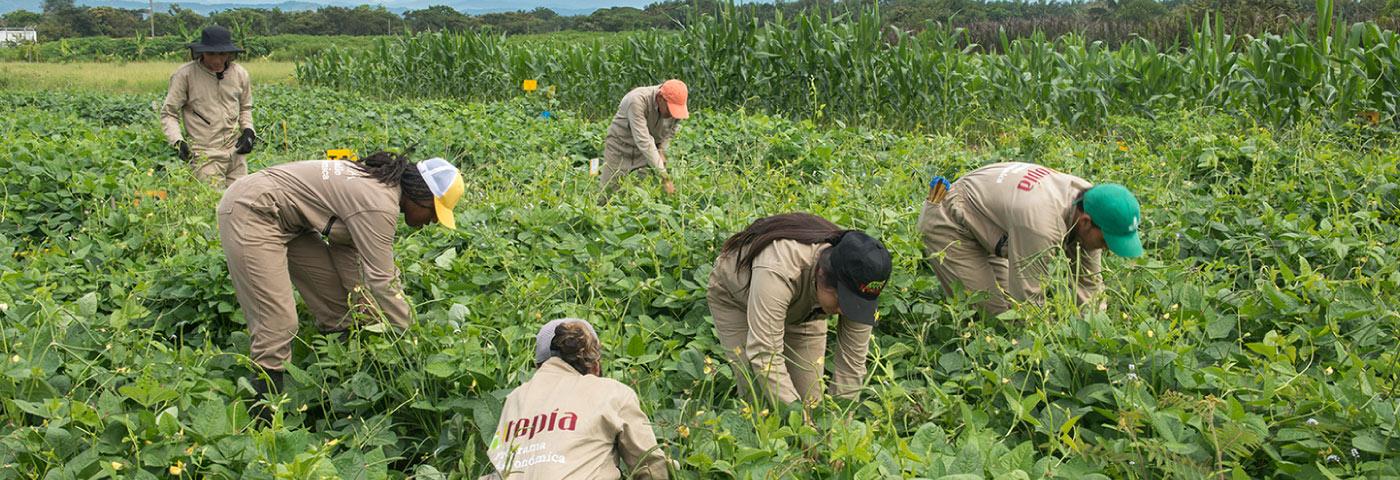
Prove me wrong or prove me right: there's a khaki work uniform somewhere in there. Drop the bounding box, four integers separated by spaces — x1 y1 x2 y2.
161 61 254 188
484 357 669 480
599 85 680 196
707 240 873 405
918 162 1103 314
217 160 411 371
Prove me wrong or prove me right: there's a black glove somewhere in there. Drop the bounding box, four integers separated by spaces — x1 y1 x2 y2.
173 140 192 161
235 128 257 155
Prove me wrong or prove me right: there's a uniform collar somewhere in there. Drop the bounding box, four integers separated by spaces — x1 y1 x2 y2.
536 356 585 377
642 86 674 125
194 60 229 79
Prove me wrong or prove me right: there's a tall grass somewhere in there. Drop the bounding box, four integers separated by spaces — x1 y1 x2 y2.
0 60 298 94
297 0 1399 131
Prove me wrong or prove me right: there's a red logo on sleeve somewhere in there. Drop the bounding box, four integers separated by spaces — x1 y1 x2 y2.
1017 167 1054 192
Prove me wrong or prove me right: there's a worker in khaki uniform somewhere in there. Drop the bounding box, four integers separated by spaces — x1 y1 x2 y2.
707 213 893 406
161 25 256 188
484 318 669 480
917 162 1143 314
598 79 688 204
217 152 464 398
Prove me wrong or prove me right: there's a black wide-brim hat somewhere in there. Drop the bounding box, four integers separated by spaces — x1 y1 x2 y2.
188 26 244 53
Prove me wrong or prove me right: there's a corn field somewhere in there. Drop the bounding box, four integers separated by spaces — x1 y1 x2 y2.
297 1 1399 131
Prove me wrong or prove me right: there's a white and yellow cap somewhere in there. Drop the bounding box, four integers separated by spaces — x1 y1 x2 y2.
416 158 464 230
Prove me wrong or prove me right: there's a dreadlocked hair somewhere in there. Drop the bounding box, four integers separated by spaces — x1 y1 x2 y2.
354 151 435 203
551 322 601 376
721 212 850 274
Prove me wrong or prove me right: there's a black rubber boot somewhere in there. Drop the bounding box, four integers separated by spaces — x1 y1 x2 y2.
252 370 285 396
250 370 285 423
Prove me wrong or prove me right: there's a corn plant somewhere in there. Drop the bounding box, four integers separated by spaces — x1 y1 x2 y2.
297 1 1399 132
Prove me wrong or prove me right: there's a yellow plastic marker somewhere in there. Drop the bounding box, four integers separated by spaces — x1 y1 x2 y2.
326 149 358 161
134 189 167 207
522 79 538 92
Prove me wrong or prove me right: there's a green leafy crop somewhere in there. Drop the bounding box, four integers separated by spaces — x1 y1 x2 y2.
0 66 1397 478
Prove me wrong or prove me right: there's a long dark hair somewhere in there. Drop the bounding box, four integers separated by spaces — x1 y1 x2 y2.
551 322 601 376
354 151 434 203
721 213 849 281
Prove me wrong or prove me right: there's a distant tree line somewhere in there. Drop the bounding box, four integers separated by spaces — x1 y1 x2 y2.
2 0 1396 41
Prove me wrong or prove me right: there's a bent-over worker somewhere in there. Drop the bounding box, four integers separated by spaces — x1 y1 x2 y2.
598 79 688 204
707 213 892 406
217 153 463 396
917 162 1143 314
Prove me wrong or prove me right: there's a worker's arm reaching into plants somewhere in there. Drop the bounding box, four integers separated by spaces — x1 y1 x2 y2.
828 317 872 399
1005 227 1064 306
657 126 679 194
612 387 671 479
743 264 803 404
344 210 412 328
627 94 669 180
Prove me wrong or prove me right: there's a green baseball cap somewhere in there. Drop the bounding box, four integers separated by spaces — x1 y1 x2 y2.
1081 184 1143 258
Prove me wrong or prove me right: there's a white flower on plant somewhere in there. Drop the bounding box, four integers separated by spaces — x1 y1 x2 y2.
1351 448 1360 458
1306 418 1318 426
1326 454 1341 463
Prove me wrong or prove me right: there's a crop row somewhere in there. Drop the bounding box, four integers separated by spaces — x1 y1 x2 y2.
1 87 1397 477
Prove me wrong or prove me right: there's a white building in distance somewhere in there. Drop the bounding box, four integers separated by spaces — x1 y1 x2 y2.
0 28 37 46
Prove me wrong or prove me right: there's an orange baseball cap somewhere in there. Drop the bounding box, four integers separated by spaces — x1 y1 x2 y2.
659 79 689 119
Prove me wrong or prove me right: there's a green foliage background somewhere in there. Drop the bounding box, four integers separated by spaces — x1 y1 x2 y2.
297 6 1400 132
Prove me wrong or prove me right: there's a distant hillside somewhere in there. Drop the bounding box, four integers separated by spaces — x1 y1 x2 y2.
0 0 638 14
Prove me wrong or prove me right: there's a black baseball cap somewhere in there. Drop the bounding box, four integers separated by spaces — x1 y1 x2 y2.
830 231 892 326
